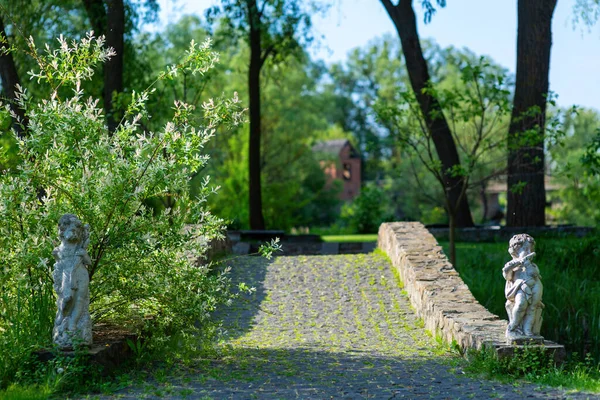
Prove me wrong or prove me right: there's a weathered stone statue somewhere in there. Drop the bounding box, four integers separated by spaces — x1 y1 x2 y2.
52 214 93 349
503 234 544 343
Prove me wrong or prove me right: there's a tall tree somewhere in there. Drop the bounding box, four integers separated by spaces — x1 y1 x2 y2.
82 0 125 133
379 0 474 227
506 0 557 226
0 16 26 137
0 0 157 134
207 0 316 230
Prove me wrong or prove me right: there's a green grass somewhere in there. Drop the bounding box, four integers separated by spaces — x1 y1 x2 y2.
439 237 600 362
0 385 52 400
464 347 600 393
321 234 378 242
437 237 600 392
0 282 55 390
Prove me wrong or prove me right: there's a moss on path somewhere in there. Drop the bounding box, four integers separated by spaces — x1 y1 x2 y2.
98 253 592 399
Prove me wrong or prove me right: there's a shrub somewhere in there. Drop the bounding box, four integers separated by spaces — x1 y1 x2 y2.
341 183 392 233
0 33 244 387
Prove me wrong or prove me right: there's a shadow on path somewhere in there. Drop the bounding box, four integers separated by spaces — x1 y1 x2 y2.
112 346 588 399
98 254 597 400
212 256 272 340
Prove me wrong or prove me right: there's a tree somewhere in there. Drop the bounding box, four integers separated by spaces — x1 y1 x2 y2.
207 0 318 230
82 0 125 133
140 15 339 230
573 0 600 28
376 56 512 266
82 0 158 133
379 0 474 228
548 108 600 226
0 16 26 137
506 0 557 226
324 35 409 183
0 1 158 134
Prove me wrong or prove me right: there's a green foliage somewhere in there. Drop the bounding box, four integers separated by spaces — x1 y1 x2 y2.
375 54 511 214
0 33 244 388
137 15 341 231
258 237 283 259
341 184 392 233
573 0 600 28
548 109 600 226
0 384 52 400
206 0 323 63
441 236 600 362
465 347 600 392
0 281 54 389
582 128 600 175
327 38 514 224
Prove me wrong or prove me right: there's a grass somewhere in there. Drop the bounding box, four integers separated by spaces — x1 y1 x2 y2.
464 347 600 393
0 282 55 391
438 236 600 391
439 237 600 361
321 234 378 242
0 385 52 400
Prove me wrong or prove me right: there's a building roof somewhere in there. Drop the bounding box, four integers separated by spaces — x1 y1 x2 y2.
312 139 350 155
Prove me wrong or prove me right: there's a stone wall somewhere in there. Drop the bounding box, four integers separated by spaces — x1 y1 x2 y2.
428 225 594 242
232 241 377 256
378 222 565 360
378 222 507 350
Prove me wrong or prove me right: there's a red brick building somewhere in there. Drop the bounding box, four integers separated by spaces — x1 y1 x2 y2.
312 139 361 201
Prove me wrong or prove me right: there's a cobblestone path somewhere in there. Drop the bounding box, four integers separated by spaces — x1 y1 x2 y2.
104 253 595 399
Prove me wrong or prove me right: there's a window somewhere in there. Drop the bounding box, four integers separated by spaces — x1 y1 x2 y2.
343 163 351 180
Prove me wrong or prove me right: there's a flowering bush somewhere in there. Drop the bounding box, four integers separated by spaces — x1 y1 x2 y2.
0 32 244 385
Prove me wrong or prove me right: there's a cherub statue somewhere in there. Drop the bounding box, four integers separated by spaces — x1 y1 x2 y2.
502 234 544 342
52 214 93 349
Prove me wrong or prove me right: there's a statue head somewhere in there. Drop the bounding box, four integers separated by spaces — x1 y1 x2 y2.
58 214 88 246
508 233 535 259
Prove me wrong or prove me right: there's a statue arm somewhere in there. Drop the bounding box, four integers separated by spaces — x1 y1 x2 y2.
77 249 92 266
531 263 541 279
502 260 518 279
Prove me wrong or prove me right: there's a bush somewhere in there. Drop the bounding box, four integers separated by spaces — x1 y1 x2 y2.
341 183 392 233
0 33 244 387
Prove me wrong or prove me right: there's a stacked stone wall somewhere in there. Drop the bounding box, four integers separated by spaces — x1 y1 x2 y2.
378 222 509 350
428 225 593 242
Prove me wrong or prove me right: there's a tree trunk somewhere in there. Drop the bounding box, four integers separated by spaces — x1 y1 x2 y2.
82 0 107 35
380 0 474 227
506 0 557 227
82 0 124 133
248 5 266 230
480 181 488 224
449 211 456 267
104 0 125 133
0 17 27 137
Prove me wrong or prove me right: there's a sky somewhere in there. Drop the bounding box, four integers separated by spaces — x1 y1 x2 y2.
154 0 600 111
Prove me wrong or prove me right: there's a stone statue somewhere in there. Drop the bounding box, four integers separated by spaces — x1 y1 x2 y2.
502 234 544 343
52 214 93 349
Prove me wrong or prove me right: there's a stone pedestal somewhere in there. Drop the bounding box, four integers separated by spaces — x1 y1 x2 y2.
507 335 544 345
36 324 137 375
493 340 566 365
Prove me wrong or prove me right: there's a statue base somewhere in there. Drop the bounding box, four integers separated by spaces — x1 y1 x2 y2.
492 339 566 365
36 324 138 375
506 333 544 345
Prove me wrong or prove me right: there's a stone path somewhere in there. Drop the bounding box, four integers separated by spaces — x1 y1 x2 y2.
95 253 596 399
